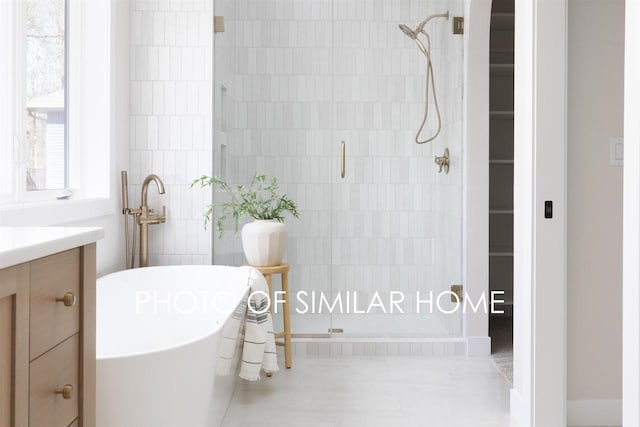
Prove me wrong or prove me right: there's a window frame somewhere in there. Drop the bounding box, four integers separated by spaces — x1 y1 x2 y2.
0 0 111 209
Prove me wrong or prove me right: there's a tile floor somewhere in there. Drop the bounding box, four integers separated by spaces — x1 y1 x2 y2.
221 355 515 427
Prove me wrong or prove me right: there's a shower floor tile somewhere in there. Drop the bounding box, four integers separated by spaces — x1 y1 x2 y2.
221 356 516 427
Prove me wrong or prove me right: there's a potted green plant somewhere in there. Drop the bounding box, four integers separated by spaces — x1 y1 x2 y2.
191 174 299 267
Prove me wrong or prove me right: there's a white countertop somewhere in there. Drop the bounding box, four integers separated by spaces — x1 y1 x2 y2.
0 227 104 270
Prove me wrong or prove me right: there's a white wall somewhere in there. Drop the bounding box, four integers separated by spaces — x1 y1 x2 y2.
462 0 490 355
62 0 130 277
128 0 214 266
623 0 640 425
567 1 624 425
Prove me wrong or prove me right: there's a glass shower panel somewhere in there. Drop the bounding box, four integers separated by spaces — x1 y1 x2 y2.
329 0 464 336
212 0 464 338
212 0 334 334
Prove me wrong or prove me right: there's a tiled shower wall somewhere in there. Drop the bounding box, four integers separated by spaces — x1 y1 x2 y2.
213 0 464 335
128 0 214 265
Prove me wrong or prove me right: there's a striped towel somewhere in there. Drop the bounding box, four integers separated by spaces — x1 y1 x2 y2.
215 292 247 377
238 266 279 381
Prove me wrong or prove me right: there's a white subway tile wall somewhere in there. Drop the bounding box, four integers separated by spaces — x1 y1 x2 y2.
213 0 464 336
129 0 214 266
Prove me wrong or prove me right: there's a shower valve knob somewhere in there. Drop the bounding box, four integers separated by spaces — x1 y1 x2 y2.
434 148 450 174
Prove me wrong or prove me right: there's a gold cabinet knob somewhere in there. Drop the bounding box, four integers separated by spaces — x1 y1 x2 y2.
54 384 73 399
56 292 77 307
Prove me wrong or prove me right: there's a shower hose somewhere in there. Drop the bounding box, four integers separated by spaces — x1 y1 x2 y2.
415 31 442 145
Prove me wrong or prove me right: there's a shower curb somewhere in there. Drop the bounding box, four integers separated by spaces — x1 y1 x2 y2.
288 338 468 358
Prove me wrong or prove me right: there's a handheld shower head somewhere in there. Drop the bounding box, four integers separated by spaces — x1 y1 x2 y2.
399 23 428 56
399 23 428 55
398 11 450 145
398 24 416 40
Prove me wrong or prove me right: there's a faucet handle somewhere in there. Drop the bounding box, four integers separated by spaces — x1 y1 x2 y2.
148 206 167 222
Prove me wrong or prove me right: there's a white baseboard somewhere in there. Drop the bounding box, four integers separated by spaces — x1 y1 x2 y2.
567 399 622 427
466 336 491 356
510 388 529 427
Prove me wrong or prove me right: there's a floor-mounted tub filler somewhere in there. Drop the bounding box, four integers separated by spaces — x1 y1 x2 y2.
96 266 250 427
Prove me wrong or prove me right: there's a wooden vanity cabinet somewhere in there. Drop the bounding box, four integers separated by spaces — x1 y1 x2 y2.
0 244 96 427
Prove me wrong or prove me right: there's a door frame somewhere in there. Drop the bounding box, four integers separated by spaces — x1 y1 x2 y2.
510 0 568 425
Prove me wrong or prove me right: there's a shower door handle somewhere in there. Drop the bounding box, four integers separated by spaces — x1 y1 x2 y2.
340 141 346 178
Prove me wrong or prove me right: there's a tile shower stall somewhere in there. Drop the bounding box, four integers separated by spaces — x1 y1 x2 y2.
129 0 465 339
214 0 464 338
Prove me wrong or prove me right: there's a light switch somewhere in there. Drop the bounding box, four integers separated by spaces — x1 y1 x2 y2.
609 137 623 166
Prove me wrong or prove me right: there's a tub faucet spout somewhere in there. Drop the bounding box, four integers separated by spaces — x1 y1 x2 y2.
139 174 167 267
141 174 165 206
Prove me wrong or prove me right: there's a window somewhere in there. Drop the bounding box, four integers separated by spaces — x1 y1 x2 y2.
0 0 111 207
25 0 68 191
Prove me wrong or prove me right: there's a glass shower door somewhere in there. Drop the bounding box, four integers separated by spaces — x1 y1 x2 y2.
329 0 465 337
211 0 464 338
211 0 334 334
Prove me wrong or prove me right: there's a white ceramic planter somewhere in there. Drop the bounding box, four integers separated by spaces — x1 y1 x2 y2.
241 220 288 267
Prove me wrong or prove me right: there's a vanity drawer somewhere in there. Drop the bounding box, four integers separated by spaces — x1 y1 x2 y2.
30 249 80 360
30 335 79 427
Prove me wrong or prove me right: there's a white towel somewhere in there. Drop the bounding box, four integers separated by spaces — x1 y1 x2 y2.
238 266 279 381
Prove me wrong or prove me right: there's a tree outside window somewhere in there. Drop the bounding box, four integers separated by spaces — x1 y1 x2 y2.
25 0 66 191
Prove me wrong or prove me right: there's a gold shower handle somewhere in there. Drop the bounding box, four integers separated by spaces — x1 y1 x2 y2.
341 141 346 179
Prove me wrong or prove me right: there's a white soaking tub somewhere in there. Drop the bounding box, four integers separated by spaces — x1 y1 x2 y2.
96 265 250 427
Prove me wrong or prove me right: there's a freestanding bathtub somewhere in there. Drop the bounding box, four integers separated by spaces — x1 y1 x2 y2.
96 265 250 427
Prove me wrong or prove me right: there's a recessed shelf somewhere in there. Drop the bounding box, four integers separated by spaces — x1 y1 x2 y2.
490 63 514 76
490 111 514 117
489 2 514 323
490 52 514 65
491 13 515 31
